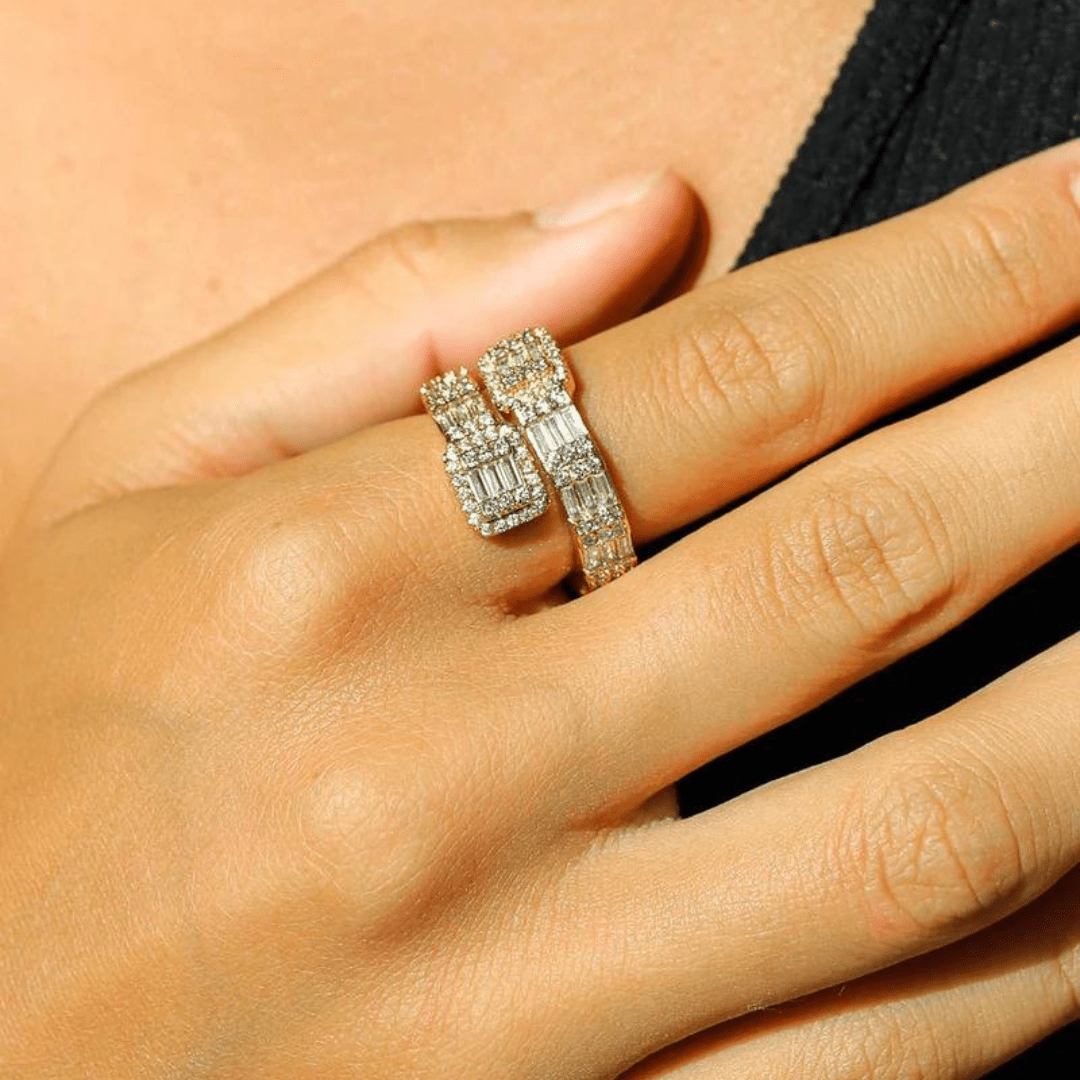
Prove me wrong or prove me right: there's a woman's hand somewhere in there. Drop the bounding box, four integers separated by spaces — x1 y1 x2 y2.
3 141 1080 1079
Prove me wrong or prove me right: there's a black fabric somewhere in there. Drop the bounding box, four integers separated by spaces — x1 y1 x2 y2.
675 0 1080 1072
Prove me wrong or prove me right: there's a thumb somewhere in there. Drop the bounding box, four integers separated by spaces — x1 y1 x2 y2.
28 169 698 528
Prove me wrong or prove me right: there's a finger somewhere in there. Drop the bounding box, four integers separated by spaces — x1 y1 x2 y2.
530 631 1080 1074
27 170 696 528
566 137 1080 545
546 274 1080 809
274 137 1080 613
622 867 1080 1079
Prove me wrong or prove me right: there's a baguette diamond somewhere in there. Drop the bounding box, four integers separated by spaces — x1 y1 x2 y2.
421 368 548 536
477 328 636 591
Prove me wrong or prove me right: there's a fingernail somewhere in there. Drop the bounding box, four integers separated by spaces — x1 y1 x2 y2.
534 169 666 229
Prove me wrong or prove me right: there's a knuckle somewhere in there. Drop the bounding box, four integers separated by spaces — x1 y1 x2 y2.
195 498 359 653
286 714 505 938
768 463 960 645
368 218 445 296
947 199 1050 331
664 287 831 452
826 1006 941 1080
841 749 1030 938
289 763 452 932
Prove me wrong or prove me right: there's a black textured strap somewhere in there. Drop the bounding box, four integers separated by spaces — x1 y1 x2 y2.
737 0 968 266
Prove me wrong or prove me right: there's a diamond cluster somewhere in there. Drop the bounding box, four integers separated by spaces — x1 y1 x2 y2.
479 329 637 591
525 407 635 588
478 326 573 426
420 368 548 536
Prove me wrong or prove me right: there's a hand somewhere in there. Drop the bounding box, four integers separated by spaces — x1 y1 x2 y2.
3 141 1080 1079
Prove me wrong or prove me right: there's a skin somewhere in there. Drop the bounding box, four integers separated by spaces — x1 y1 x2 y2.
5 2 1080 1073
0 0 872 542
3 142 1080 1077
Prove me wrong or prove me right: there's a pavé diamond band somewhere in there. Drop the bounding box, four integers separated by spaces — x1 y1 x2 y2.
478 327 637 591
420 367 549 536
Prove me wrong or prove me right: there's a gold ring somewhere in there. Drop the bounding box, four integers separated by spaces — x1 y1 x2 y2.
478 327 636 591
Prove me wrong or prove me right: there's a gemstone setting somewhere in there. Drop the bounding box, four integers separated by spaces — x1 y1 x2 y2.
475 328 637 590
421 368 548 536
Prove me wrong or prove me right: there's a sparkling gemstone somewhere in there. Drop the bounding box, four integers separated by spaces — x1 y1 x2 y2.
467 469 490 499
525 417 554 456
467 456 525 503
561 478 598 521
562 407 588 439
504 457 524 488
526 406 587 460
587 472 615 506
447 397 480 427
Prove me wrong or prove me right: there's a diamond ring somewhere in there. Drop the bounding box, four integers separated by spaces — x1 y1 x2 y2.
478 327 636 591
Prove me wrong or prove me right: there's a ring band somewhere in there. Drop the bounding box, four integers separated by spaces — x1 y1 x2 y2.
420 367 549 536
478 327 637 591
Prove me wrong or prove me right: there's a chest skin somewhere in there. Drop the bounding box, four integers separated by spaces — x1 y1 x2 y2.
0 0 870 538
